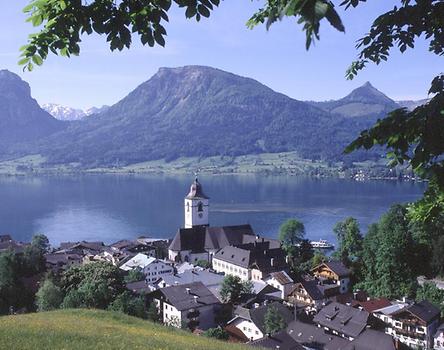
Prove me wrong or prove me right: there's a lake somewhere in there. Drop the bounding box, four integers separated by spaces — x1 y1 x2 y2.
0 174 426 246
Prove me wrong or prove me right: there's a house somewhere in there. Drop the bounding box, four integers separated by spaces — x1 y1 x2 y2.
342 329 396 350
249 330 305 350
312 261 351 295
0 235 28 254
111 239 156 257
313 302 370 340
150 281 221 330
263 271 294 299
287 320 350 349
56 241 105 255
45 252 83 272
126 280 153 295
212 241 287 281
226 302 294 341
168 178 279 263
153 268 224 300
287 279 328 312
384 300 440 350
352 297 392 314
119 253 173 284
434 323 444 350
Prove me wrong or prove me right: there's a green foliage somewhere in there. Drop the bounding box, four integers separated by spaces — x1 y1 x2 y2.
35 279 63 311
264 305 287 335
416 282 444 317
431 236 444 278
203 327 229 340
333 217 363 266
311 251 327 269
279 219 305 251
357 205 418 299
23 234 50 275
61 261 125 309
146 302 161 322
20 0 221 71
108 291 147 319
195 259 211 268
124 268 145 283
219 275 253 304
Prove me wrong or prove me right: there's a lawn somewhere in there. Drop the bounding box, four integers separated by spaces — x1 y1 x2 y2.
0 309 249 350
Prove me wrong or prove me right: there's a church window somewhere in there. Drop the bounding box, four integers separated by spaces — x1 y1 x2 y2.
198 202 203 212
187 202 190 212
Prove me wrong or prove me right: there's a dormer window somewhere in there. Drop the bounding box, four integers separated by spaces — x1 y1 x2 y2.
198 202 203 212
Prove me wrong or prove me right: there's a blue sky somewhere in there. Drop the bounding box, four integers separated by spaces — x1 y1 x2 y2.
1 1 442 109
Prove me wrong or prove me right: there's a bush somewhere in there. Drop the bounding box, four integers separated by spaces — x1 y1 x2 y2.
36 279 63 311
108 291 147 319
203 327 229 340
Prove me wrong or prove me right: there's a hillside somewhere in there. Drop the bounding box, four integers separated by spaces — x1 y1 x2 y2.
0 70 64 153
0 66 398 170
0 309 248 350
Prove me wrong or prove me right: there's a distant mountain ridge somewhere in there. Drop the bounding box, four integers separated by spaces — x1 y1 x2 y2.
0 70 63 151
42 103 110 121
0 66 420 168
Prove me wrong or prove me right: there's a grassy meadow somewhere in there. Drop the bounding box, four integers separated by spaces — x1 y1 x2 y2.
0 309 250 350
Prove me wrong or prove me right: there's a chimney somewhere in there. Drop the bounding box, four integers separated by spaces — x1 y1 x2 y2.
186 287 191 294
264 250 267 256
261 237 265 243
193 295 198 303
285 256 289 264
270 258 275 266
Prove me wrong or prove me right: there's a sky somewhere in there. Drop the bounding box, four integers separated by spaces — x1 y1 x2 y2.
0 1 442 109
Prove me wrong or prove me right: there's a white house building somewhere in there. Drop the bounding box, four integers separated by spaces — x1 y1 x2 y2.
212 241 287 282
119 253 173 284
435 324 444 350
263 271 294 299
150 281 221 330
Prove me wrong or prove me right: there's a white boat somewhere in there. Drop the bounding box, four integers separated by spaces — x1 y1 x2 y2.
310 239 334 249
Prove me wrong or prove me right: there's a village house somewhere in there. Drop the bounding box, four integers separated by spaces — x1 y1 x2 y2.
45 252 83 273
110 239 157 257
263 271 294 299
168 178 279 263
225 302 294 341
312 261 351 295
383 300 440 350
212 241 287 281
287 279 328 313
0 234 28 254
150 281 221 330
434 324 444 350
119 253 173 284
153 268 224 300
249 330 305 350
313 302 371 340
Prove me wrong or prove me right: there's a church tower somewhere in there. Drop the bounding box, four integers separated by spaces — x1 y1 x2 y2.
184 177 209 228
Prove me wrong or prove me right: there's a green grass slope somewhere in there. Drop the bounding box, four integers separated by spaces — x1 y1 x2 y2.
0 309 249 350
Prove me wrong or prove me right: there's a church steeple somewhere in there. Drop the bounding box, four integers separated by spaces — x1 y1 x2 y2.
184 177 209 228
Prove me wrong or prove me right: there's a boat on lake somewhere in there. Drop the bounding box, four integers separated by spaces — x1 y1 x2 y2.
310 239 334 249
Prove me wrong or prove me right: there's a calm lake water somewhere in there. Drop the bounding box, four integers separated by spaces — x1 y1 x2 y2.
0 174 426 246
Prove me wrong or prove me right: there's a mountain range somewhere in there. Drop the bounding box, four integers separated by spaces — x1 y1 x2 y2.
0 66 428 169
42 103 110 121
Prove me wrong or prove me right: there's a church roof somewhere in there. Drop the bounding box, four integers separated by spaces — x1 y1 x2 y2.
169 224 256 253
185 178 209 199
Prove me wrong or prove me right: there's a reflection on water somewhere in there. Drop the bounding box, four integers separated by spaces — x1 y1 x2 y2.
0 174 425 246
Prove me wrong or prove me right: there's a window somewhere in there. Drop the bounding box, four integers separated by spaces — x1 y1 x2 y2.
198 202 203 212
187 202 190 212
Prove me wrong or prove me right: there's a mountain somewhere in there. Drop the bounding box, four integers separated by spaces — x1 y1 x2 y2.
42 103 110 121
38 65 357 167
0 70 63 152
396 98 430 111
0 66 397 168
309 82 400 118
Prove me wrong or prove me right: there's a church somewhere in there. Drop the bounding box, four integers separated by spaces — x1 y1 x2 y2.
168 178 278 263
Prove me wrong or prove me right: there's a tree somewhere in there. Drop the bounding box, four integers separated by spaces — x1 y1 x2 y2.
146 302 161 322
61 261 125 309
203 327 229 340
124 268 145 283
35 279 63 311
219 275 253 304
108 291 147 319
431 236 444 278
416 282 444 317
279 219 305 253
333 217 363 266
264 305 287 335
23 233 50 275
357 205 417 299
